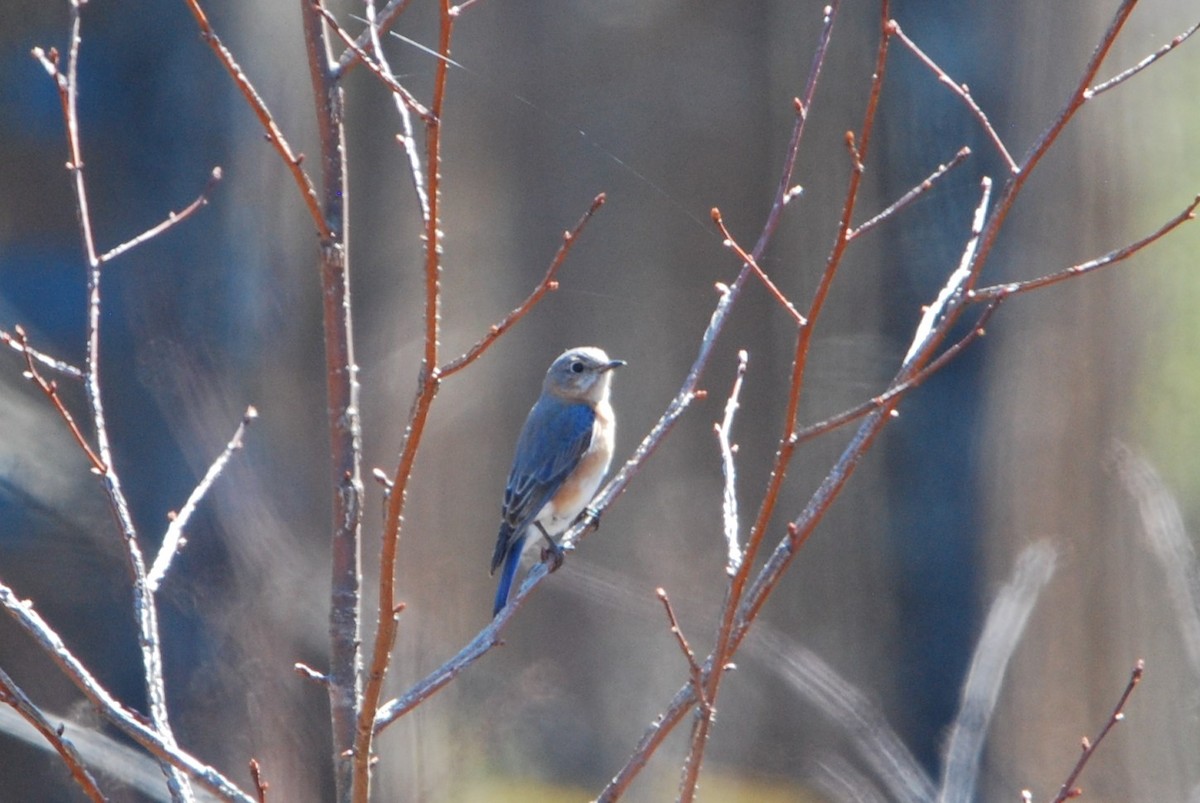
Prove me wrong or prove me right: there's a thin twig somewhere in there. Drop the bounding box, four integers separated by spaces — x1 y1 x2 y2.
0 329 83 379
353 0 453 795
657 589 711 715
905 176 992 366
593 6 844 797
1048 661 1144 803
38 6 192 797
794 299 1001 446
1088 19 1200 97
182 0 330 240
147 406 258 593
0 584 255 802
889 21 1018 173
0 667 107 803
335 0 412 74
849 147 972 240
715 351 748 576
15 326 106 473
249 758 268 803
440 193 607 378
963 0 1141 302
711 210 804 324
449 0 487 15
314 3 431 121
99 167 223 263
971 194 1200 301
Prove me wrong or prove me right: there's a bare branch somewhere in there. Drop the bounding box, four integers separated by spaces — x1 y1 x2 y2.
1088 18 1200 97
249 758 268 803
99 167 223 264
905 176 992 366
657 589 711 716
335 0 412 73
0 329 83 379
711 210 804 324
0 667 107 803
0 584 255 802
15 325 106 473
34 9 190 795
1048 661 1144 803
971 194 1200 301
147 406 258 593
889 22 1017 173
440 193 607 378
715 351 748 575
849 147 972 240
182 0 330 239
314 3 431 121
795 299 1001 446
355 0 454 794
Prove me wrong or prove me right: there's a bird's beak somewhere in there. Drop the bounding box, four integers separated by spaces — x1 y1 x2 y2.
603 359 627 372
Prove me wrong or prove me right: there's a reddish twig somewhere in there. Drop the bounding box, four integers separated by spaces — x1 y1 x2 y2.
963 0 1141 301
99 167 223 263
889 21 1017 173
353 0 454 796
711 210 804 324
0 667 106 803
315 3 431 121
249 759 268 803
440 193 607 378
971 194 1200 301
592 6 845 797
679 7 894 800
182 0 330 240
15 326 105 473
848 146 972 240
795 299 1001 446
1048 661 1144 803
147 406 258 593
657 589 711 715
1089 19 1200 97
0 329 83 379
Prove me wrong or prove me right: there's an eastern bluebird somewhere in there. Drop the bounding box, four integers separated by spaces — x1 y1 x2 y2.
490 346 625 616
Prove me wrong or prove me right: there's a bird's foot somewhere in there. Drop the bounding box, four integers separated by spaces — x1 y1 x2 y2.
576 505 602 531
540 539 565 572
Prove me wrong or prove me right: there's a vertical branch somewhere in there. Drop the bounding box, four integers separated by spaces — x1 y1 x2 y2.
300 4 363 803
677 5 892 800
353 0 452 798
42 3 194 799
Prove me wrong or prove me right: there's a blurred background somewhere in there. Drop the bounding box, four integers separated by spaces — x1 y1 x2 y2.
1 0 1198 800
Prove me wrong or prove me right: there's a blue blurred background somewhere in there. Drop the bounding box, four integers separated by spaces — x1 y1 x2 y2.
1 1 1198 800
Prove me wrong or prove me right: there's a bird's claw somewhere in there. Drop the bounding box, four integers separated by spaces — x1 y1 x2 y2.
541 539 565 572
576 505 602 531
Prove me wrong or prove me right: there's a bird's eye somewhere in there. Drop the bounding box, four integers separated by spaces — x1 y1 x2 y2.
571 361 585 374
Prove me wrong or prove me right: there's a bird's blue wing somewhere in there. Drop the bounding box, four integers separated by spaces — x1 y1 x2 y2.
490 399 594 575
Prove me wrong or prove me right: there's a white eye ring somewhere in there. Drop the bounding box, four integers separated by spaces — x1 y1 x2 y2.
570 361 585 374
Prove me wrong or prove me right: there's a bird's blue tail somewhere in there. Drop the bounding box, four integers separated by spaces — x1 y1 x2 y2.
493 535 524 616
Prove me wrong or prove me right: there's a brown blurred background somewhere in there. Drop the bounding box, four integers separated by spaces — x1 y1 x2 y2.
1 1 1198 800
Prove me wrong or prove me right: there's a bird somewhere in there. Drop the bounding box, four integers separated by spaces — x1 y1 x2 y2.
490 346 625 616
